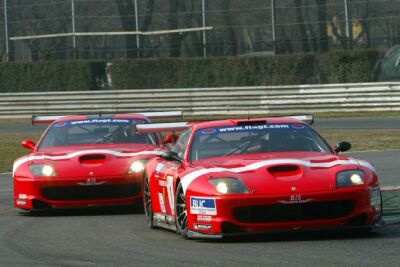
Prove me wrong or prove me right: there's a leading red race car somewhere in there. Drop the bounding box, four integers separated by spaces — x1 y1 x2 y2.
13 112 180 211
140 115 383 239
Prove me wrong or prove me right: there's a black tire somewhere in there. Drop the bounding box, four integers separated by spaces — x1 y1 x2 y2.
175 182 188 238
143 173 154 228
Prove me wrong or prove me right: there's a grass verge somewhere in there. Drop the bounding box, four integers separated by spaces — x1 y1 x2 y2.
319 129 400 152
0 133 41 172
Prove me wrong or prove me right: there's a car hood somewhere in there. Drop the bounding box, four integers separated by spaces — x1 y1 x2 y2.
186 152 374 195
14 144 162 178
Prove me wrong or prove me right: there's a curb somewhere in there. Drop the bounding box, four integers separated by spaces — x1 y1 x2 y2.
381 186 400 192
383 216 400 225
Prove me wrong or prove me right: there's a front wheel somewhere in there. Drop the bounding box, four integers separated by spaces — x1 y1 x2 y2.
143 173 154 228
175 182 188 238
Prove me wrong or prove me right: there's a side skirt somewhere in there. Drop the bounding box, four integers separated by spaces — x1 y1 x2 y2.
153 212 177 231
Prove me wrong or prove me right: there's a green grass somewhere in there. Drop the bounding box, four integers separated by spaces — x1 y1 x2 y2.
319 129 400 151
0 133 41 172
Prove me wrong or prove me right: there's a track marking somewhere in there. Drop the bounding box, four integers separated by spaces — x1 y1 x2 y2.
346 148 400 154
381 186 400 192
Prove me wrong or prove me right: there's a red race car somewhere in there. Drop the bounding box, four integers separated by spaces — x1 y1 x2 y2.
140 115 383 239
13 112 180 211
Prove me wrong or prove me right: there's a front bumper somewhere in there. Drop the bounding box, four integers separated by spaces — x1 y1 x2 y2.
186 219 385 239
186 187 382 238
14 173 144 210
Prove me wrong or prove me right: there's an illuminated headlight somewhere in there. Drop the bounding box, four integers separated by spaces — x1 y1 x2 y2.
336 170 364 188
29 164 56 177
128 160 146 173
209 178 249 194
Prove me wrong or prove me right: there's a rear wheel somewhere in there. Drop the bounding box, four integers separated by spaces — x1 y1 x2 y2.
143 173 154 228
175 182 188 238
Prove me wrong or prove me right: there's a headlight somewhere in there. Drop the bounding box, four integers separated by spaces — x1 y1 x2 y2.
29 164 56 177
128 160 146 173
209 178 249 194
336 170 364 188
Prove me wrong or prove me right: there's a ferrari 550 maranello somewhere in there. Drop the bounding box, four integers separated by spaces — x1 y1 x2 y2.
13 112 180 211
140 115 383 239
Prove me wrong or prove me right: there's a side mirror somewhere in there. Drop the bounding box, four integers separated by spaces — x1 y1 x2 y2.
335 141 351 153
162 134 179 145
22 139 36 151
161 151 182 163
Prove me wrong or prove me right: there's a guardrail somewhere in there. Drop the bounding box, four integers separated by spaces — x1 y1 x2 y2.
1 82 400 118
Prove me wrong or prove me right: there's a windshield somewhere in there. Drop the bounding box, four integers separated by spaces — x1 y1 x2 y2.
189 123 332 161
39 118 158 148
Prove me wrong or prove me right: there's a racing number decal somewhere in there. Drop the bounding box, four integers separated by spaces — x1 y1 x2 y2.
157 165 176 214
166 175 175 215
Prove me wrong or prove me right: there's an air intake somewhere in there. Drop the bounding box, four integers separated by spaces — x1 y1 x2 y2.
268 165 300 177
79 154 106 164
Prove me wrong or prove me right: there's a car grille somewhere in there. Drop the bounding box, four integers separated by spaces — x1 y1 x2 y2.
40 183 141 201
233 200 354 223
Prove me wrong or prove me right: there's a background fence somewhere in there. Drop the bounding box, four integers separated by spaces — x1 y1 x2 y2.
1 82 399 118
0 0 400 62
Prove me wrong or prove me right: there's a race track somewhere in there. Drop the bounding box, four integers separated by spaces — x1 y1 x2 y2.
1 118 399 266
1 150 400 266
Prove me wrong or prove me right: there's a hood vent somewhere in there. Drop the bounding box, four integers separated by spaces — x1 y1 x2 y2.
79 154 106 164
268 165 301 177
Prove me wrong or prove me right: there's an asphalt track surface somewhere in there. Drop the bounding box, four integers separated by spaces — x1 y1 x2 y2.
0 150 400 267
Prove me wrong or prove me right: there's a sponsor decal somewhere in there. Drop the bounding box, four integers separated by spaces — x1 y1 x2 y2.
158 192 166 213
196 124 300 137
16 199 27 205
54 118 147 128
277 194 313 204
194 224 212 231
197 215 212 222
158 180 167 187
155 163 164 175
202 128 217 134
77 178 106 186
166 175 175 214
190 197 217 215
292 124 306 129
54 122 67 128
217 124 291 132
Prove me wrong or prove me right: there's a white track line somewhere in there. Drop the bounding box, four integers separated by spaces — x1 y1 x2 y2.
346 148 400 154
381 186 400 192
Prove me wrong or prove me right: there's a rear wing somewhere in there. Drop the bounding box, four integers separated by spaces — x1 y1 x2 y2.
31 111 183 125
136 122 191 133
135 114 314 134
283 114 314 125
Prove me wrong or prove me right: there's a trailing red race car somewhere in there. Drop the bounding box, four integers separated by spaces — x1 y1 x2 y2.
140 115 383 239
13 112 180 211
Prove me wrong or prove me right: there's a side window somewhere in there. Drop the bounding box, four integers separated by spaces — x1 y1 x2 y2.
171 129 191 158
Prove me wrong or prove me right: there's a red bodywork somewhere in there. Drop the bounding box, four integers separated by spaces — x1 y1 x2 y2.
144 117 382 238
13 114 164 210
